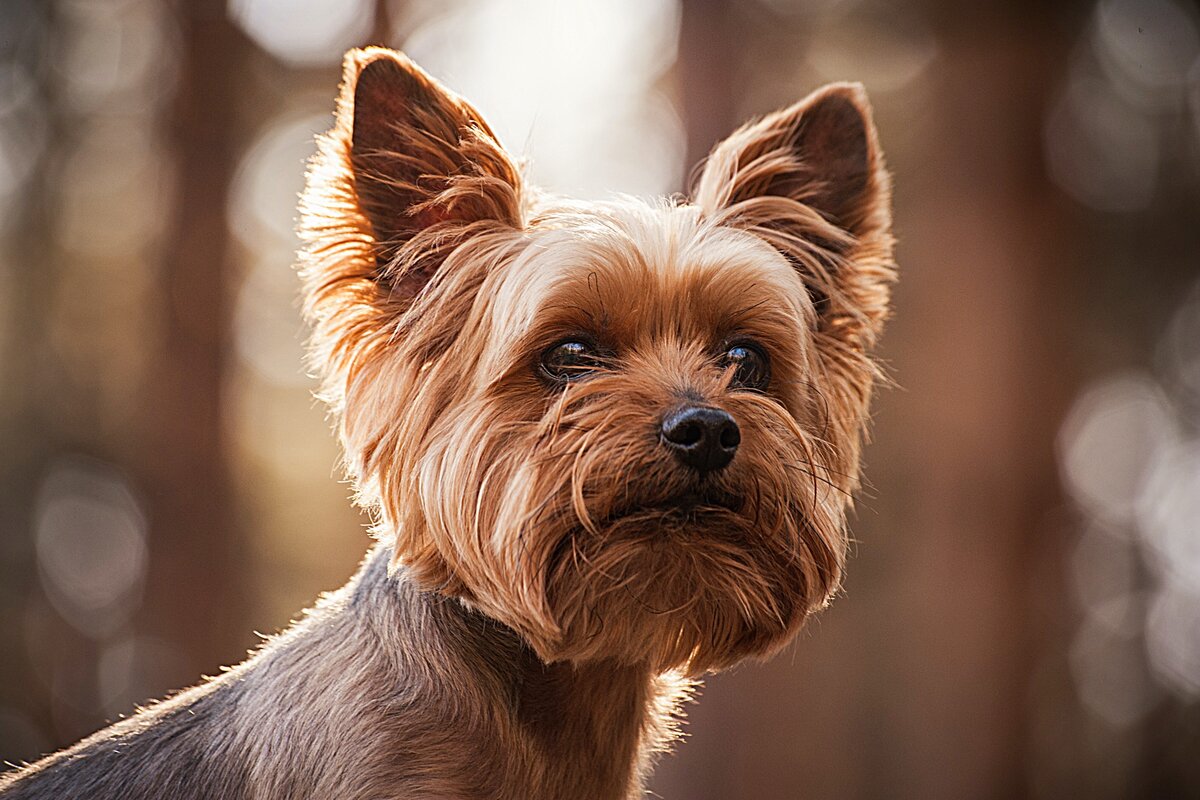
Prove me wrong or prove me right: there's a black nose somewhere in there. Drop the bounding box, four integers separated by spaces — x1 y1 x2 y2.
660 406 740 473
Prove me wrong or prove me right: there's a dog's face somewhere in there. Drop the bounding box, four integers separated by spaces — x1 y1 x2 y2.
300 49 894 675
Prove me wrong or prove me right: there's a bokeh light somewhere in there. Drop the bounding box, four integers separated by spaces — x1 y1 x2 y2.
1043 73 1159 213
53 0 179 114
1058 275 1200 730
1069 591 1159 727
805 4 938 93
1057 374 1175 526
1145 582 1200 696
1138 439 1200 591
0 61 46 225
1041 0 1200 213
34 457 148 640
228 113 328 252
228 0 374 67
1094 0 1199 102
1157 278 1200 408
401 0 685 197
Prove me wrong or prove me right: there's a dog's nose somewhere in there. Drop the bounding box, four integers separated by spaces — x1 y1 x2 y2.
660 406 740 473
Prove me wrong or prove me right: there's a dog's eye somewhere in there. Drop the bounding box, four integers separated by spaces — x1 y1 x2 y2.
541 340 601 382
722 343 770 390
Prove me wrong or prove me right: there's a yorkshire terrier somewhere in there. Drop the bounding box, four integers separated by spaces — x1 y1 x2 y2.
0 48 894 799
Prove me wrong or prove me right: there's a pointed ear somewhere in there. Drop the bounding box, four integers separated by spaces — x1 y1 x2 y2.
693 82 889 241
339 48 522 295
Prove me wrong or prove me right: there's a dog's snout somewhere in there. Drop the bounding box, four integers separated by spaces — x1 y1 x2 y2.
660 406 740 473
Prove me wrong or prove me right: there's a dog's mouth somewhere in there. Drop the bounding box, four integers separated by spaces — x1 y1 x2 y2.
666 489 744 514
602 487 746 526
545 486 753 589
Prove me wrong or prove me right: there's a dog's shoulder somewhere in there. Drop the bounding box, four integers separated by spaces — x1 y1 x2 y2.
0 676 250 800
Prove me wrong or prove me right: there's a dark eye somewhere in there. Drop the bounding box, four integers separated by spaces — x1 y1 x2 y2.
541 340 601 382
722 342 770 390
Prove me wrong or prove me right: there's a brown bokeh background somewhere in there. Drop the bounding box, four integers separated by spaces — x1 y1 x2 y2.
2 1 1199 797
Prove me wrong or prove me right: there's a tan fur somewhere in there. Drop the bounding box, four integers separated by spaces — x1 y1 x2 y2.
1 47 894 800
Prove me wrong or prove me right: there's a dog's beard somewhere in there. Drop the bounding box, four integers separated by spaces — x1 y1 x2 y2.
543 504 823 675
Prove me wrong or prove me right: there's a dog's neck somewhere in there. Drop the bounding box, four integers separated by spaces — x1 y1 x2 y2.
329 545 677 799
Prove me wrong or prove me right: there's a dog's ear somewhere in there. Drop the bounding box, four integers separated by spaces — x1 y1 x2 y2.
301 47 523 307
693 83 889 243
348 49 522 273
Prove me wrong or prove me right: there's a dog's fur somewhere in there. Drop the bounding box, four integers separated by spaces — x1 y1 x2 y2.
0 48 894 799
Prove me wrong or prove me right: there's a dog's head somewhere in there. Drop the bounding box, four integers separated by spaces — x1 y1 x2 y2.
300 48 894 675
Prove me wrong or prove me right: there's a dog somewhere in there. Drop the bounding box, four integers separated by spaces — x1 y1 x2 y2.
0 47 894 799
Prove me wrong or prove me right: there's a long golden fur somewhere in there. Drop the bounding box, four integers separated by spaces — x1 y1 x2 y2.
1 47 894 800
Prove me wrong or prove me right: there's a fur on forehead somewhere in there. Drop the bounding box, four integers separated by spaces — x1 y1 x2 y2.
477 201 817 356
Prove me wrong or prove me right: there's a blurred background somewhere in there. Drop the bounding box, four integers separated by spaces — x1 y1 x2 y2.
1 0 1198 797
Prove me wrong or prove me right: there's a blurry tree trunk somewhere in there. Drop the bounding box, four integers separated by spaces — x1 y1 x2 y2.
859 28 1076 798
370 0 392 46
678 0 738 185
136 0 253 682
